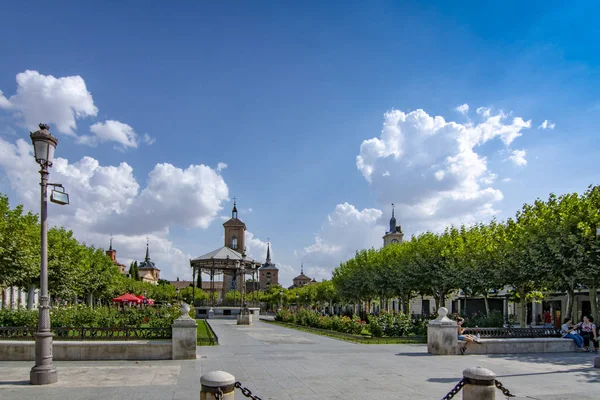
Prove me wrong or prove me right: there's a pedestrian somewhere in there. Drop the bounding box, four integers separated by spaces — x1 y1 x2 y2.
560 317 584 351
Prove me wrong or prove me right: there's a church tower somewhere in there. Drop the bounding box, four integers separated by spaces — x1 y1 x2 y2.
223 200 246 252
383 203 404 247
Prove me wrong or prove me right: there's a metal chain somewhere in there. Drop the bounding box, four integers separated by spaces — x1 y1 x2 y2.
235 381 263 400
214 387 223 400
441 378 466 400
494 379 516 398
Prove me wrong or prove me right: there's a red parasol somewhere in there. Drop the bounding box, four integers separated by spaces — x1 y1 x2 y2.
112 293 141 303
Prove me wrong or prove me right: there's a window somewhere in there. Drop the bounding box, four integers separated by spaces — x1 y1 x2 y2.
231 236 237 249
266 272 271 279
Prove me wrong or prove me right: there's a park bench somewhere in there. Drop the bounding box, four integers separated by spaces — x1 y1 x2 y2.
458 327 576 354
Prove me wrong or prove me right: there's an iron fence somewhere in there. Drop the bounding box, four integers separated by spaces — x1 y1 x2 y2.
463 327 561 338
0 326 172 340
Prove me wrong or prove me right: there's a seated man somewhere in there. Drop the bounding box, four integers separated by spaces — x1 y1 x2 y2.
560 317 584 351
456 316 480 355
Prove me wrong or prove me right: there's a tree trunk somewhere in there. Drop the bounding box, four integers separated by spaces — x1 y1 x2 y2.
565 289 574 319
27 284 35 310
9 287 14 310
589 286 599 323
87 293 94 307
519 287 527 328
433 293 439 312
483 295 490 315
402 295 410 316
17 288 22 309
1 288 5 309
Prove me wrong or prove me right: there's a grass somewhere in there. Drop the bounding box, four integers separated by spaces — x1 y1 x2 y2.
196 319 218 346
263 319 426 344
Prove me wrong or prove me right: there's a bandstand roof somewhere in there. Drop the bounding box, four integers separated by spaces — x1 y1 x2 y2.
190 246 260 271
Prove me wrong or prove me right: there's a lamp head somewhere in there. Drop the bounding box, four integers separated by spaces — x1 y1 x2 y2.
30 123 58 166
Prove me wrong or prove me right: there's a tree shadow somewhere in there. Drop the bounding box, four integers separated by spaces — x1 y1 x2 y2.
487 352 599 368
395 352 433 357
427 377 460 383
0 380 30 386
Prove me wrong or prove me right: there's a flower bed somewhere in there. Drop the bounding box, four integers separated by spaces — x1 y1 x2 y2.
275 309 366 335
0 305 182 329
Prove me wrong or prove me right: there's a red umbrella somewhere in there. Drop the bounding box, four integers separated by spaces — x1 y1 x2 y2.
112 293 141 303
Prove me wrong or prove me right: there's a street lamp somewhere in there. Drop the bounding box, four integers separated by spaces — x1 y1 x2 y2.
279 290 283 310
295 293 299 311
30 123 65 385
176 287 180 302
306 295 309 308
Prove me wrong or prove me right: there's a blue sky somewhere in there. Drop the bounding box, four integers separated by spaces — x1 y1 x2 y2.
0 1 598 285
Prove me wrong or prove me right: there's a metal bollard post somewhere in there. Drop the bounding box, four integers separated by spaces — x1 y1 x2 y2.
200 370 235 399
462 366 496 400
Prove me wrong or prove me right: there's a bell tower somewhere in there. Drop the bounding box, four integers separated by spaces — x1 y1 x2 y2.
223 199 246 252
383 203 404 247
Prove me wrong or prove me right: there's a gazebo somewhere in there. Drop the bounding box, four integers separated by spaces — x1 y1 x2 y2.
190 246 261 315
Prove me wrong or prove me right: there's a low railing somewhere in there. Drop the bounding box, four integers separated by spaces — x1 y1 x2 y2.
0 326 172 340
463 327 561 338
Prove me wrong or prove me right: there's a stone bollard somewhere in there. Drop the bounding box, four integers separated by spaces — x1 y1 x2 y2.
594 356 600 369
201 370 235 399
462 366 496 400
171 303 198 360
427 307 458 355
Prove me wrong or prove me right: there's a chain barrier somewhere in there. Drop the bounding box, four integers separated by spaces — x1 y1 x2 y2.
441 378 465 400
235 381 263 400
494 379 516 398
441 378 515 400
214 387 223 400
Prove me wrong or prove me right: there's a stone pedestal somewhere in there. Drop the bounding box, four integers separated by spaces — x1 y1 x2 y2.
171 303 197 360
201 370 235 400
207 308 214 319
237 313 252 325
427 307 458 355
462 366 496 400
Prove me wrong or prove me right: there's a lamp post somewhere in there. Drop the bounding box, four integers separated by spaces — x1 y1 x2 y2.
306 295 309 309
279 290 283 310
295 293 299 311
176 287 180 303
29 124 60 385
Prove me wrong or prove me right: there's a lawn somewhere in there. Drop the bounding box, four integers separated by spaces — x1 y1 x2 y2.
196 320 218 345
264 319 426 344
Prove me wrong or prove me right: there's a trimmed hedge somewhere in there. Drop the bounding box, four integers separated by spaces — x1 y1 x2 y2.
0 305 182 328
275 309 365 335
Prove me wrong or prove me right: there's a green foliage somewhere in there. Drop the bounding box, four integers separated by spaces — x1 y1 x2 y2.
368 312 416 337
461 310 505 328
0 305 181 328
275 309 365 335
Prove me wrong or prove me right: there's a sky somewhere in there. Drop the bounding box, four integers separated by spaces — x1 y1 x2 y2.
0 1 599 286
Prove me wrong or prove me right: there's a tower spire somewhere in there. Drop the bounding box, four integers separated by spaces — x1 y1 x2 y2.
266 241 271 263
145 238 150 261
109 236 113 251
389 203 397 233
232 197 238 219
301 263 304 275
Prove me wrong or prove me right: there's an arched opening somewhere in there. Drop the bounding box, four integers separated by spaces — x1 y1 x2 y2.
231 236 237 249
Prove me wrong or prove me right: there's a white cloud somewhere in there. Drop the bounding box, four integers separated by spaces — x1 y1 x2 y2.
456 104 469 115
538 120 556 130
476 107 491 118
508 149 527 166
502 177 512 183
355 107 533 234
299 203 383 275
0 70 97 135
217 162 228 172
143 133 156 145
78 120 138 149
0 136 230 280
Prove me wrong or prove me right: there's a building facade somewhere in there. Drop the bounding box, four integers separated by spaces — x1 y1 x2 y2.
259 242 279 290
383 203 404 246
105 238 128 275
138 242 161 284
290 264 314 289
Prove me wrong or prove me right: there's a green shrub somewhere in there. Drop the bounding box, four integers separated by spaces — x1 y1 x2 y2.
462 310 504 328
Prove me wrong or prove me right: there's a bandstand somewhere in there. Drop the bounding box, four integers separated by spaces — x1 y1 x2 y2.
189 201 261 320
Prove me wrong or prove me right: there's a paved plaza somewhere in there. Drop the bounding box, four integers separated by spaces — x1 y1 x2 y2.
0 319 599 399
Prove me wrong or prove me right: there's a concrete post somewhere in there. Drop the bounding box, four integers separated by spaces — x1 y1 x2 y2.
427 307 458 355
462 366 496 400
201 370 235 399
171 303 197 360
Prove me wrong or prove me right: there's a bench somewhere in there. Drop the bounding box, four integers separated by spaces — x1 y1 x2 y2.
458 327 576 354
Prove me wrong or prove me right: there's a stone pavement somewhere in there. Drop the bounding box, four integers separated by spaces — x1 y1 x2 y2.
0 319 598 399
